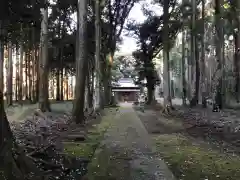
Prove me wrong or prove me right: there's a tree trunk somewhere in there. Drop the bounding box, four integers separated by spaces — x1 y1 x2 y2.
182 29 187 105
60 68 64 100
70 76 73 99
235 0 240 103
0 91 20 179
104 61 112 106
32 28 37 103
86 62 92 109
163 0 172 111
89 68 94 108
193 42 200 105
39 0 50 112
0 21 4 93
85 74 89 110
146 82 154 104
18 40 23 103
234 34 240 102
72 0 88 124
0 90 42 179
190 0 197 106
25 52 28 100
7 41 13 106
94 0 101 110
201 0 207 107
65 70 68 100
31 49 36 102
35 49 39 102
15 47 19 101
56 68 60 101
212 0 224 111
29 51 33 101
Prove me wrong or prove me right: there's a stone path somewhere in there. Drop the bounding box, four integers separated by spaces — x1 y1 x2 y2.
89 103 175 180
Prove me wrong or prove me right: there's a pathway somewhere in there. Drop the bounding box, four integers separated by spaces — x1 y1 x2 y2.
88 102 175 180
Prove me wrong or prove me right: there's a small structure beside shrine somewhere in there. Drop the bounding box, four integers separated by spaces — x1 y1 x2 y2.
112 78 140 103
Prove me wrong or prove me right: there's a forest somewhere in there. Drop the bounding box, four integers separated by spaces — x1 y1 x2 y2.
1 0 240 179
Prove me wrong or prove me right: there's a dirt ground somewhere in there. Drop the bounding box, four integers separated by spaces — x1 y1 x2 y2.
134 105 240 180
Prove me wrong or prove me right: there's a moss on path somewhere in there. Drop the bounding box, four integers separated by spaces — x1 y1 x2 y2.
86 104 175 180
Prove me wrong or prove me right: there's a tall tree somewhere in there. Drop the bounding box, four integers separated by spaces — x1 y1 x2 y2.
39 0 50 111
234 0 240 102
72 0 88 124
200 0 207 107
18 36 24 103
7 41 13 106
212 0 225 110
163 0 172 112
0 21 4 92
94 0 101 110
181 28 187 105
189 0 199 106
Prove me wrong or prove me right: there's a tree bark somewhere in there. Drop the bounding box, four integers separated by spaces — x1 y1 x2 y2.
7 41 13 106
163 0 172 111
182 29 187 105
29 50 33 101
0 90 42 179
65 70 68 100
94 0 101 110
190 0 198 106
72 0 88 124
56 68 60 101
89 68 94 108
25 52 28 100
201 0 207 107
235 0 240 103
104 58 112 106
15 47 19 101
0 21 4 93
212 0 224 111
34 48 39 102
18 40 23 103
39 0 50 112
31 49 36 102
60 67 64 100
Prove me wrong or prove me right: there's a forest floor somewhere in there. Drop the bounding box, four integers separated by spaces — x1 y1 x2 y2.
8 101 176 180
7 101 119 179
6 100 73 122
134 103 240 180
9 100 240 179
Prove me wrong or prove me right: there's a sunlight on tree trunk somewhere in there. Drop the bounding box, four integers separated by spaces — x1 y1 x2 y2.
18 37 23 103
0 21 4 93
25 53 28 100
7 41 13 106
